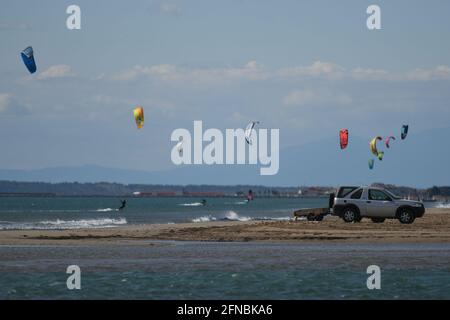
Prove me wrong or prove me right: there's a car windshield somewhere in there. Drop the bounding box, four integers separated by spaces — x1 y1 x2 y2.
384 189 402 199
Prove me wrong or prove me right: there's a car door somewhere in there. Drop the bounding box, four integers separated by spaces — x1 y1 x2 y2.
366 189 397 217
347 188 366 215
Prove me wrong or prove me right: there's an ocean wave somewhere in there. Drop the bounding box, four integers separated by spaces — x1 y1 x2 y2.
253 216 292 221
192 215 217 223
223 211 252 221
191 211 290 223
434 203 450 209
179 202 204 207
0 218 127 230
224 201 249 205
96 208 119 212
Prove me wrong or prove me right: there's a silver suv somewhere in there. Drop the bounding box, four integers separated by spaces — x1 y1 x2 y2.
332 186 425 224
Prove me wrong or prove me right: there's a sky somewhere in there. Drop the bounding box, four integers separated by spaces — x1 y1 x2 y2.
0 0 450 186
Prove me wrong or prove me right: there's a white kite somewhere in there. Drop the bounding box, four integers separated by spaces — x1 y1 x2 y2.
176 140 184 156
244 121 260 145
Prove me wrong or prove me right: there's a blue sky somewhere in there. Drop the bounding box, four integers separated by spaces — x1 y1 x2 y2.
1 0 450 186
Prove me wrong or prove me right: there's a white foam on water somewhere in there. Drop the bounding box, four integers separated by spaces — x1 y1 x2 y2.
192 215 217 223
179 202 203 207
96 208 119 212
224 211 252 221
254 216 292 221
434 203 450 209
0 218 127 230
191 210 291 223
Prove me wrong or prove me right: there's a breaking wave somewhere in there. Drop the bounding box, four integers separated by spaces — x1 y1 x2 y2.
191 211 290 223
434 203 450 209
192 215 217 223
179 202 204 207
223 211 252 221
96 208 119 212
0 218 127 230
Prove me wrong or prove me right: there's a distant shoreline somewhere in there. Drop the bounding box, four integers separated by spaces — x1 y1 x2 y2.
1 181 448 200
1 208 449 246
0 193 328 199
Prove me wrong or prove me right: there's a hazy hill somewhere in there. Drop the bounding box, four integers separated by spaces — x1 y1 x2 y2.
0 126 448 188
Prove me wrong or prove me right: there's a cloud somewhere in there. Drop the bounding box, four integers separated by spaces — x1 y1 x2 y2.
112 64 178 81
0 93 29 115
37 65 76 80
351 68 391 81
283 88 352 107
112 60 268 83
406 65 450 81
111 61 450 85
160 3 181 15
279 62 450 82
278 61 345 80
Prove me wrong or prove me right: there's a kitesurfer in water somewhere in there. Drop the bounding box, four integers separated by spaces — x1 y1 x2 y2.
201 199 207 206
246 190 254 202
118 200 127 210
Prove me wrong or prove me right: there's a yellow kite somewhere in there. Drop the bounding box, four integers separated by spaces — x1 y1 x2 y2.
133 107 144 129
370 136 384 161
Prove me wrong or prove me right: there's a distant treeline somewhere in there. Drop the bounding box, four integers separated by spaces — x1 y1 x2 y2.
373 183 450 199
0 180 449 198
0 181 327 197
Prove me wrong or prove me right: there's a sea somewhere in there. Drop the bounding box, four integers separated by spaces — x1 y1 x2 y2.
0 197 449 299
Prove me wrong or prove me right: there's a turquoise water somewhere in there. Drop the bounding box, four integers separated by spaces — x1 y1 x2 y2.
0 197 328 229
1 242 449 299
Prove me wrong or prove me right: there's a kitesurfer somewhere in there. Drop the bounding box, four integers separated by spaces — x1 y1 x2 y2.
119 199 127 210
247 189 254 202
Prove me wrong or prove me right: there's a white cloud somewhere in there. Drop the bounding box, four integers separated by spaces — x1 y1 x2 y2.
406 65 450 81
112 61 268 82
283 89 352 107
160 3 181 15
111 60 450 85
0 93 28 115
278 61 345 80
111 64 178 81
351 68 391 81
0 93 12 113
37 65 76 80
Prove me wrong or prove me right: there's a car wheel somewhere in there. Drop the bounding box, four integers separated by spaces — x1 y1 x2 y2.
342 207 359 223
398 208 415 224
316 215 324 222
371 218 385 223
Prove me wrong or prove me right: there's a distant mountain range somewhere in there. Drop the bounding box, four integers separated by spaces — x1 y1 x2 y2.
0 127 449 188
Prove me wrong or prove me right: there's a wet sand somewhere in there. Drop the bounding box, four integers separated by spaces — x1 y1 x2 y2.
0 208 449 246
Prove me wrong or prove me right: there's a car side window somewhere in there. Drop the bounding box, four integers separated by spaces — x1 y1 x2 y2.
369 189 392 201
338 187 358 198
350 188 363 199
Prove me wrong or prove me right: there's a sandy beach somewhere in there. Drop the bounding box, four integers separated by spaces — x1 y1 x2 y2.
0 208 449 246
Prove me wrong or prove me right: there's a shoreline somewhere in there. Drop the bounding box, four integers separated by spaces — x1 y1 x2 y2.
0 208 449 246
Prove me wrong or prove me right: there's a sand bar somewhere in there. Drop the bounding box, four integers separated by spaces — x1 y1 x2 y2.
0 208 449 246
